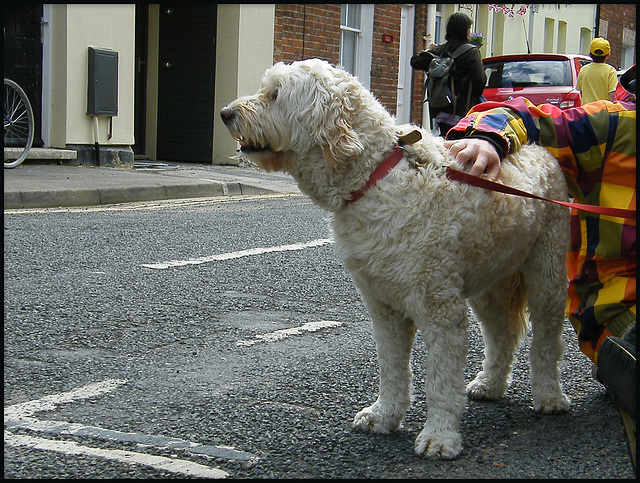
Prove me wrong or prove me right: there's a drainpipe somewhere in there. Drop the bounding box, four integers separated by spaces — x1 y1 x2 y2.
93 116 100 166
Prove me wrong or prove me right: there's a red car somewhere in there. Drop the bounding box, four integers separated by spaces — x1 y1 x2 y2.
482 53 592 109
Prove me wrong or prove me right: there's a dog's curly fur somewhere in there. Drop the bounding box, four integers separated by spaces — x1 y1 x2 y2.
221 59 570 460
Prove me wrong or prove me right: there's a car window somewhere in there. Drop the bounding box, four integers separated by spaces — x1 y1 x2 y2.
484 60 572 87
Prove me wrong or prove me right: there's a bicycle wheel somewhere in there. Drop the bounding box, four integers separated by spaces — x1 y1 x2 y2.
4 78 35 168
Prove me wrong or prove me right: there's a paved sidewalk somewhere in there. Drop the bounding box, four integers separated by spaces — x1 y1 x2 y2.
4 161 300 209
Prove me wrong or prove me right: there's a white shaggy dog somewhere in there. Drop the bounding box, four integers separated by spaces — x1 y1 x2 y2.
221 59 570 459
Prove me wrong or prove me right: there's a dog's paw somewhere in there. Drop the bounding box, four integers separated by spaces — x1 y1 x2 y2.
466 373 508 400
533 392 570 414
352 403 403 434
414 428 462 460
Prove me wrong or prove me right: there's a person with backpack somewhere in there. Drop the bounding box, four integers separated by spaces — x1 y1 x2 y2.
410 12 486 136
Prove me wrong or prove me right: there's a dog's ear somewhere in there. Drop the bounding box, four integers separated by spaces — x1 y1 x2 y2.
307 73 364 166
318 106 363 166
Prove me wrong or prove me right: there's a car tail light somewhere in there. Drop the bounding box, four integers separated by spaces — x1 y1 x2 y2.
560 91 581 109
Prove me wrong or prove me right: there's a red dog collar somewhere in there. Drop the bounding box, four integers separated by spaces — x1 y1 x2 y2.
345 146 405 205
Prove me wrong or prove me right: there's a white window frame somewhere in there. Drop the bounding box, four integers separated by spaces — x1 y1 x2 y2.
621 28 636 69
339 4 361 75
396 5 415 124
434 4 443 44
339 4 373 89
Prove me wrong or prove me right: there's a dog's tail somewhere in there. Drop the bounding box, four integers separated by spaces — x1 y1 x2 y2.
507 271 529 339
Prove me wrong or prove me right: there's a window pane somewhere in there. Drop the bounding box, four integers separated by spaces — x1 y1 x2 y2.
484 60 573 87
340 30 357 74
340 4 361 75
343 4 361 29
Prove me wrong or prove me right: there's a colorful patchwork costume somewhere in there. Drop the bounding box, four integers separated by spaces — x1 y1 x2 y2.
447 97 636 364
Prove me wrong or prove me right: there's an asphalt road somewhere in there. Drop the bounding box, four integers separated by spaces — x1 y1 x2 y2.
3 194 635 478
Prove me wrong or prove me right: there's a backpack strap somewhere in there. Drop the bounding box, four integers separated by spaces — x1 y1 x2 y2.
450 43 477 113
450 43 476 59
464 82 473 113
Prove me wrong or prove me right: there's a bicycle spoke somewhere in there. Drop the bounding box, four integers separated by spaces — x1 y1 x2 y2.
4 78 35 168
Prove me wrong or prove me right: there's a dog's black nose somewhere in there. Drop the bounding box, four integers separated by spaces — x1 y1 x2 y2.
220 107 235 125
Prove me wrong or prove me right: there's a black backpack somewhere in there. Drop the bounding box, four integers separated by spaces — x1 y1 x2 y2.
424 43 476 111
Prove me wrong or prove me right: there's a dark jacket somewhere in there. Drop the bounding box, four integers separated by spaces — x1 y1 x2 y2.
411 40 486 119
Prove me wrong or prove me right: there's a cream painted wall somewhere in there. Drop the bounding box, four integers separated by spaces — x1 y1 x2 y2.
48 4 68 148
212 4 241 165
528 4 597 55
213 4 275 165
237 4 276 97
49 4 135 147
476 4 597 57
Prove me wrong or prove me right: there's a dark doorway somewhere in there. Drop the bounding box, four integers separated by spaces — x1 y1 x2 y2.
3 4 44 147
134 5 148 156
156 4 217 163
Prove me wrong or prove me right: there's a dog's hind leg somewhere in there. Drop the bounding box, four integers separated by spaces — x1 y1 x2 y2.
353 296 416 434
522 242 570 413
466 272 529 400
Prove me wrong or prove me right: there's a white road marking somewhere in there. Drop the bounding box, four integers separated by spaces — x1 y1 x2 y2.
4 431 228 479
142 238 334 270
4 193 300 214
4 379 128 420
235 320 343 346
5 417 256 462
4 379 240 478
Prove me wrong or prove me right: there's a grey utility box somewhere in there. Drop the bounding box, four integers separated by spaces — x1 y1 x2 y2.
87 47 118 116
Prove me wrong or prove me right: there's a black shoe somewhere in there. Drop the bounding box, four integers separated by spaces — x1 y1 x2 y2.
594 322 636 472
595 324 636 419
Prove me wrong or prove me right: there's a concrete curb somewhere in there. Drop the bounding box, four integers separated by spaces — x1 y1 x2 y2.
3 181 280 209
3 162 301 209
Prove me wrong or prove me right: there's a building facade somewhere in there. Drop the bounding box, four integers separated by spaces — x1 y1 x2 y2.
3 4 636 167
597 3 637 69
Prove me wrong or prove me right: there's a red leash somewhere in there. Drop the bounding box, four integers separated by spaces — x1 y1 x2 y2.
445 167 636 220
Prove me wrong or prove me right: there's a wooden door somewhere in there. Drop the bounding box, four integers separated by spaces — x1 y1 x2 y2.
156 4 217 163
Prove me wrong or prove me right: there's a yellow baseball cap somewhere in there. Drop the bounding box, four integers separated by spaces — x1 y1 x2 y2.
590 37 611 56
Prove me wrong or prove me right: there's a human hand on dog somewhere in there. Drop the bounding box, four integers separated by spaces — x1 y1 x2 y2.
443 138 501 180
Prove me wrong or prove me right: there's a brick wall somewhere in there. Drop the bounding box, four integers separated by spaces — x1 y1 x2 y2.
599 4 636 69
274 4 340 66
369 5 401 115
274 4 426 125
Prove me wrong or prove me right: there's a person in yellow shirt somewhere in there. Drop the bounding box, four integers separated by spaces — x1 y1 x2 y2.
577 37 618 103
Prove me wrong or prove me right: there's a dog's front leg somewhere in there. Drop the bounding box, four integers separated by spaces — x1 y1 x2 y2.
353 297 416 434
414 301 468 460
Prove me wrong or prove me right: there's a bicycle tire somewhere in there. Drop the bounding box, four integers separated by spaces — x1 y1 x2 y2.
4 78 35 169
